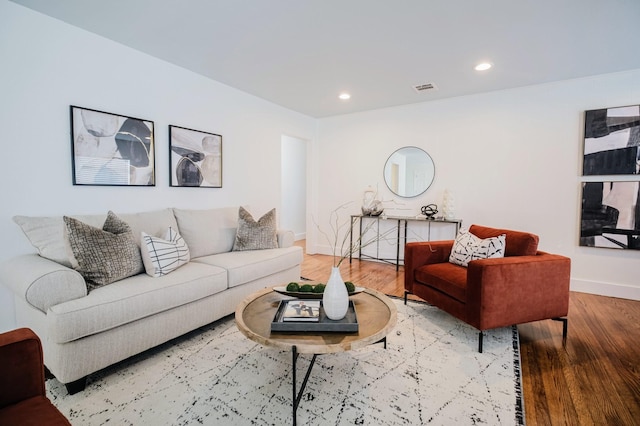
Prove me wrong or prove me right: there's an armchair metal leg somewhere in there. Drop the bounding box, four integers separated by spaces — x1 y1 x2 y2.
478 331 483 353
552 317 568 346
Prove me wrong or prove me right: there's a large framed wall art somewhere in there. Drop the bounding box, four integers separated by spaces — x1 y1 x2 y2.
580 181 639 249
70 106 155 186
583 104 640 175
169 125 222 187
580 104 640 250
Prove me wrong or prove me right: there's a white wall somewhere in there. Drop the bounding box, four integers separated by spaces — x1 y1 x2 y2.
311 69 640 301
0 1 316 330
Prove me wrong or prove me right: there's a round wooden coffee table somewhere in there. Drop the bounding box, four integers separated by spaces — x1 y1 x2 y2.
235 286 397 425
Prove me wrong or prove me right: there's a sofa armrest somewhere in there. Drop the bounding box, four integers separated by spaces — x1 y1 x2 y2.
0 328 45 408
404 240 454 293
277 229 295 248
0 255 87 313
466 252 571 330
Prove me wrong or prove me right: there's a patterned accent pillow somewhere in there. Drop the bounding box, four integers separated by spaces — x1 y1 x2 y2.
141 227 190 277
64 211 144 290
449 228 506 267
232 207 278 251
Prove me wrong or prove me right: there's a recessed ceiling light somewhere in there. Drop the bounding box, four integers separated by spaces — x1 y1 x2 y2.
338 93 351 100
474 62 492 71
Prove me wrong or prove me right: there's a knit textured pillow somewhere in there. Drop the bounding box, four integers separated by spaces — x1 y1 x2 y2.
141 227 190 277
232 207 278 251
64 211 144 290
449 228 506 267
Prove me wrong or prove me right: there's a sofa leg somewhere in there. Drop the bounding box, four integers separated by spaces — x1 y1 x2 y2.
404 290 410 305
478 331 483 353
551 317 568 346
65 377 87 395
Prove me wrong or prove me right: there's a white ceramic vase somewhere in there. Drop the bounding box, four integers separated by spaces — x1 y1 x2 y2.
322 266 349 320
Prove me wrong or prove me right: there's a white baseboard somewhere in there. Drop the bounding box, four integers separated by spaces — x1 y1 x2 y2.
294 232 306 241
570 279 640 301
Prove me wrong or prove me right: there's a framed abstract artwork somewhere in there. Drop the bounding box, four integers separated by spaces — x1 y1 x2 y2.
169 125 222 187
580 181 640 250
70 106 155 186
582 104 640 175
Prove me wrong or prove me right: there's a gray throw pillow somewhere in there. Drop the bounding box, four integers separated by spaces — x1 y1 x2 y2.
232 207 278 251
64 211 144 290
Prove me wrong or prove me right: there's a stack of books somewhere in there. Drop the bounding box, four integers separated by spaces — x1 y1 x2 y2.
281 299 320 322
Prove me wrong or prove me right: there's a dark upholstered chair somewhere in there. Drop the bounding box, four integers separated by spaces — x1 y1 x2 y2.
0 328 71 425
404 224 571 352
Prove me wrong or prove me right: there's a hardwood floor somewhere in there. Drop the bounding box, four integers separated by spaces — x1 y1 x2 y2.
296 241 640 425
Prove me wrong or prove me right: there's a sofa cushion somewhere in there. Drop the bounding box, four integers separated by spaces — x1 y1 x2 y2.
469 224 539 256
13 209 177 268
449 228 505 267
173 207 238 258
193 246 302 288
47 262 228 343
141 227 190 277
64 212 144 289
115 209 179 248
232 207 278 251
415 262 468 303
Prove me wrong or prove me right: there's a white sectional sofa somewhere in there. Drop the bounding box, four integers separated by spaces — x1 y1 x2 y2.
0 207 302 394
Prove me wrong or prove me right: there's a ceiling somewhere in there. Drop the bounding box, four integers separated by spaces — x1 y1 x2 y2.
11 0 640 118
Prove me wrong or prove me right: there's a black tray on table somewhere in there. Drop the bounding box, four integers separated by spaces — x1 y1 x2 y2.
270 300 358 333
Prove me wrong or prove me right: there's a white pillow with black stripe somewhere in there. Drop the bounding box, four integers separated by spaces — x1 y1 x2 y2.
449 228 506 267
141 227 190 277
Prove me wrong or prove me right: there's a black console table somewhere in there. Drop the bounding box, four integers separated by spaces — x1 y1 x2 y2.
349 215 462 270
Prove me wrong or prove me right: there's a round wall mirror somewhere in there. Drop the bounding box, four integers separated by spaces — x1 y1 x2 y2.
383 146 435 198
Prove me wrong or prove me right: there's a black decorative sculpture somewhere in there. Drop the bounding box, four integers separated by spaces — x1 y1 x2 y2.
421 204 438 219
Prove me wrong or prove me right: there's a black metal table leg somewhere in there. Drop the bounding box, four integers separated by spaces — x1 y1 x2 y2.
291 346 317 426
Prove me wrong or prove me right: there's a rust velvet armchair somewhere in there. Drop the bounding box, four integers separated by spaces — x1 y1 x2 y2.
0 328 71 425
404 224 571 352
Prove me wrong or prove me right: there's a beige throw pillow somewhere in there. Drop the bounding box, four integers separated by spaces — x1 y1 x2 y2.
232 207 278 251
64 211 144 290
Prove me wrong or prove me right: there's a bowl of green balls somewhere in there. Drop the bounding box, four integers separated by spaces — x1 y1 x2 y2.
273 281 364 299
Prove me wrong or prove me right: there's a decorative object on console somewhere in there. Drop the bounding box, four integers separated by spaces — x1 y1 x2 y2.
141 227 190 277
421 204 438 219
64 211 144 290
232 207 278 251
582 104 640 176
361 185 384 216
169 125 222 187
442 189 456 219
323 266 349 320
70 106 155 186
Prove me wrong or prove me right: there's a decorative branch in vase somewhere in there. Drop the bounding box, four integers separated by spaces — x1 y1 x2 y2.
314 202 397 320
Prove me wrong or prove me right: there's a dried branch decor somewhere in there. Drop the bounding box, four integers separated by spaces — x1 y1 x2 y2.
315 202 398 267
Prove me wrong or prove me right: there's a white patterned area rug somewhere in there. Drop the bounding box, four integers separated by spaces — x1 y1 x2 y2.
46 298 524 425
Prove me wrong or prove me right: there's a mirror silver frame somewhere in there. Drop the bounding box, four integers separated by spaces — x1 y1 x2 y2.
383 146 435 198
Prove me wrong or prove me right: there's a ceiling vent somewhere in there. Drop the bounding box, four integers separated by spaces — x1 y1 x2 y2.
413 83 438 93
